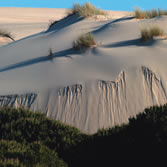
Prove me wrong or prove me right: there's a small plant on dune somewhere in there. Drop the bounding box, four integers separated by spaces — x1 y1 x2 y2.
134 8 167 19
73 33 96 50
48 48 54 60
141 25 165 41
48 20 59 29
72 2 105 18
0 29 15 41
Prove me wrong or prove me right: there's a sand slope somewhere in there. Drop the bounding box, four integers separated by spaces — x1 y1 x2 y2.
0 7 69 42
0 9 167 133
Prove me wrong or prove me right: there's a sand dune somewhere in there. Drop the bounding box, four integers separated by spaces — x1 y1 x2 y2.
0 7 131 42
0 7 69 41
0 8 167 133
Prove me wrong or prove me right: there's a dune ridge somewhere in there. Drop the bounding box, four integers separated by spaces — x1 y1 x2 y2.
0 8 167 133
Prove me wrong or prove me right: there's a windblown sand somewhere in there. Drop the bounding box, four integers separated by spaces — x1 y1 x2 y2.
0 8 167 133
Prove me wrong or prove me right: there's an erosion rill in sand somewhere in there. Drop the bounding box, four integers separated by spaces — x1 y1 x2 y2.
0 6 167 133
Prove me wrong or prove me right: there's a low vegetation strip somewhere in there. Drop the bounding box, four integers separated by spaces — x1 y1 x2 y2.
134 8 167 19
1 104 167 166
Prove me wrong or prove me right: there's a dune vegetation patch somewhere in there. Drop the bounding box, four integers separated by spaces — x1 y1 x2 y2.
134 8 167 19
48 48 54 60
72 2 106 18
1 104 167 165
47 3 105 30
0 29 15 41
48 20 59 29
73 33 97 50
141 25 165 41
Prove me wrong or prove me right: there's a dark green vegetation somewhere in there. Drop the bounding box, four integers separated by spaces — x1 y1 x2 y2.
134 8 167 19
1 105 167 166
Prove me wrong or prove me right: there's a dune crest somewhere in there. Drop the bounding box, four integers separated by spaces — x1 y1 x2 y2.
0 8 167 133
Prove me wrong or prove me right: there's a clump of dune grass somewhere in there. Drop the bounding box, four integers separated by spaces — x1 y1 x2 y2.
141 25 165 41
48 20 59 29
72 2 105 18
73 33 96 50
48 48 54 60
0 29 14 41
134 8 167 19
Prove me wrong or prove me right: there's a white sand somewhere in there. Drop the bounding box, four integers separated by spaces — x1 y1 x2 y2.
0 8 166 133
0 7 69 41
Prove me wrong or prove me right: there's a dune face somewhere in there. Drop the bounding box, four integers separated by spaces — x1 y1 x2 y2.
0 8 167 133
0 7 69 42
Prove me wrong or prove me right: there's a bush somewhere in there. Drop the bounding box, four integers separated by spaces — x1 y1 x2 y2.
0 29 15 41
72 2 105 18
134 8 167 19
0 140 67 167
2 105 167 166
73 33 96 50
141 25 164 41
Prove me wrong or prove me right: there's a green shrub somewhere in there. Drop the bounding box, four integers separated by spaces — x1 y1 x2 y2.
0 140 67 167
73 33 96 50
141 25 164 41
134 8 167 19
72 2 105 18
0 29 15 41
2 104 167 166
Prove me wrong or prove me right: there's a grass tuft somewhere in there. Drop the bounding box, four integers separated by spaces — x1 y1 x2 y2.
0 29 15 41
141 25 165 41
73 33 96 50
72 2 105 18
48 48 54 61
48 20 59 29
134 8 167 19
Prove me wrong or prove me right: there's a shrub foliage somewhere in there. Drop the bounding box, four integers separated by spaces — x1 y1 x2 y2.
1 104 167 166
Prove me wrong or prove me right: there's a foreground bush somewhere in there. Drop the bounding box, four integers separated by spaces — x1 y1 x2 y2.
72 2 105 18
0 29 15 41
134 8 167 19
0 140 67 167
73 33 96 50
141 25 164 41
1 104 167 166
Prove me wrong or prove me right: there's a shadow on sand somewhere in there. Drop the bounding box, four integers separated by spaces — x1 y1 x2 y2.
93 16 134 34
0 48 80 73
46 14 84 33
102 38 162 48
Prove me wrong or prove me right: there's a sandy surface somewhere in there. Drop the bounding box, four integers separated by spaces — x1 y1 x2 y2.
0 7 131 42
0 7 69 41
1 8 167 133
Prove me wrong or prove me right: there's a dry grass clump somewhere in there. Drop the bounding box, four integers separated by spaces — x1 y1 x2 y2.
141 25 165 41
48 20 59 29
0 29 14 41
72 2 105 18
134 8 167 19
73 33 96 50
